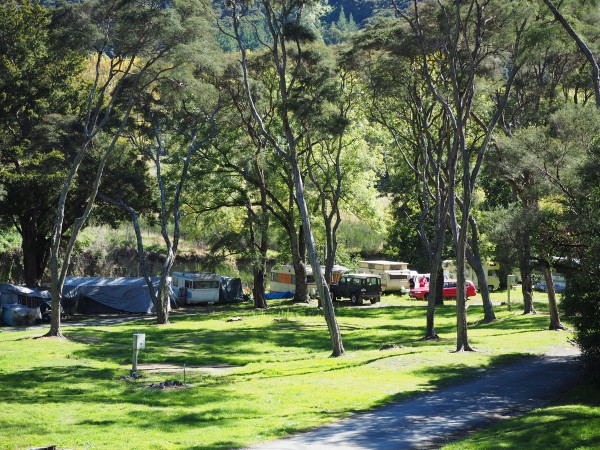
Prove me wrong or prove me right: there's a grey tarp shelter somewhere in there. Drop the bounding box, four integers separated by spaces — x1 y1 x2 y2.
218 276 244 303
62 277 160 314
0 283 51 307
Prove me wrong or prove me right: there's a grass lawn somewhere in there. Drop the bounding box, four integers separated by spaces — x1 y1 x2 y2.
0 292 579 449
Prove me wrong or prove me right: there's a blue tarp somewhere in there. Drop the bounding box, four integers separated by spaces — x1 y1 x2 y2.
265 291 294 299
62 277 160 314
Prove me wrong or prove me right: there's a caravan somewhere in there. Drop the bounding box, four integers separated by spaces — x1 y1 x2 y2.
269 264 349 294
357 260 413 292
442 260 501 291
171 272 243 305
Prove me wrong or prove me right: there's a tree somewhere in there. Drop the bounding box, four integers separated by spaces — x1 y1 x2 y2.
353 17 455 338
392 0 523 350
542 0 600 107
100 0 223 325
305 49 382 291
225 0 345 356
560 106 600 379
182 72 273 309
0 1 85 286
46 0 209 336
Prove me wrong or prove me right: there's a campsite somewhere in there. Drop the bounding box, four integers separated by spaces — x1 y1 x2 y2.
3 0 600 448
1 293 592 450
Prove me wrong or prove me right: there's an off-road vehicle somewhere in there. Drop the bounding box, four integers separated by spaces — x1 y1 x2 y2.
330 274 382 305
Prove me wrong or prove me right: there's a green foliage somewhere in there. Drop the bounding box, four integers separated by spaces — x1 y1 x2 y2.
0 228 20 253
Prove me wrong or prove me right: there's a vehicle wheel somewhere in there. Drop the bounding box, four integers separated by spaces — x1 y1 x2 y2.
488 285 495 292
351 294 362 306
370 297 379 304
331 294 337 302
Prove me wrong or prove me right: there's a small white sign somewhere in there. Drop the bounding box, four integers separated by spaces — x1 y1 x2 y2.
133 333 145 350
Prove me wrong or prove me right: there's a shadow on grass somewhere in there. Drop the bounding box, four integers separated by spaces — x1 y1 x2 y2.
57 301 556 370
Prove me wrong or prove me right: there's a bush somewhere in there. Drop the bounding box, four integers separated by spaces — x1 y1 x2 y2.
562 272 600 384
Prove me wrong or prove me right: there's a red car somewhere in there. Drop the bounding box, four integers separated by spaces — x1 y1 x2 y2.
409 279 477 300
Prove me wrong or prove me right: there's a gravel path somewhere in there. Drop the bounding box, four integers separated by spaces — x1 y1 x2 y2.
247 346 582 450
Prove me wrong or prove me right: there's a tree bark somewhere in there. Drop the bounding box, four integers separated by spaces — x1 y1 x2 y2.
292 159 344 357
518 224 537 315
466 248 496 323
21 218 49 286
542 263 566 330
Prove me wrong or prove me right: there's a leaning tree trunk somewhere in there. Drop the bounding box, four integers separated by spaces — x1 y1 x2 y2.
292 159 344 357
467 249 496 323
467 215 496 322
542 264 566 330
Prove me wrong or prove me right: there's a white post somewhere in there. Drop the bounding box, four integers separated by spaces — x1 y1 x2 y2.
507 275 516 311
131 333 145 377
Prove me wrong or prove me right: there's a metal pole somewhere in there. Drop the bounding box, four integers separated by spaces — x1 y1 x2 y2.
507 275 512 311
131 347 138 377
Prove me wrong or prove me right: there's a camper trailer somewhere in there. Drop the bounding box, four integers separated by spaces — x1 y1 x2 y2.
269 264 349 294
357 260 413 292
170 272 243 305
442 260 501 291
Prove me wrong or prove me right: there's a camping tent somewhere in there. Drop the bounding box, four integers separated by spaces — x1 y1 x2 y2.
62 277 159 314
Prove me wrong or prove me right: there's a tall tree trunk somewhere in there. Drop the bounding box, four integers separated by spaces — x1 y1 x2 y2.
518 227 536 314
542 264 565 330
292 159 344 357
425 238 445 339
21 218 48 286
253 267 268 309
290 230 308 303
466 249 496 323
467 214 496 322
251 182 269 309
454 210 474 352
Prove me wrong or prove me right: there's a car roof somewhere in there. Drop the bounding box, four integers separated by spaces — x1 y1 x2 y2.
445 279 474 283
343 273 381 279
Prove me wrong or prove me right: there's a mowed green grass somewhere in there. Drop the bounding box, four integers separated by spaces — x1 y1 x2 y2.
0 292 577 449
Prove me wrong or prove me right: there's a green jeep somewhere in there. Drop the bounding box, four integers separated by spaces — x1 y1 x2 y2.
330 274 382 305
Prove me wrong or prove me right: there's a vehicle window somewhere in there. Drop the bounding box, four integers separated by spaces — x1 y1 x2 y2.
351 278 362 285
367 278 379 286
445 282 457 288
185 280 219 289
340 277 347 285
